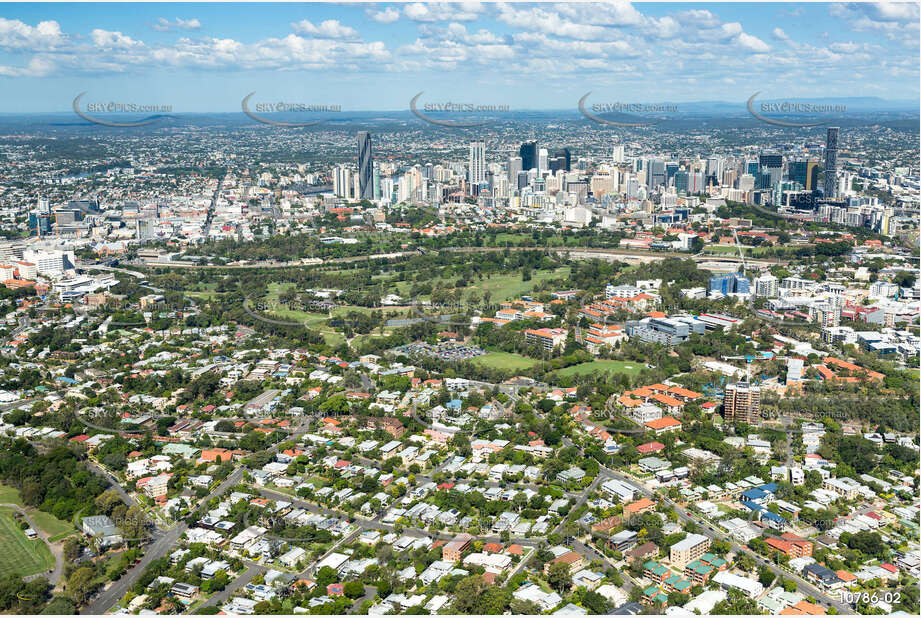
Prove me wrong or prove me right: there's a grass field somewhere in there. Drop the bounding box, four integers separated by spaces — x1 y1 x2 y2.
29 510 76 541
0 509 55 577
0 483 23 506
394 267 571 303
471 351 540 371
554 360 645 377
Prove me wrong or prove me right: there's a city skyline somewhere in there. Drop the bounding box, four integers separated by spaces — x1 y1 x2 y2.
0 2 917 113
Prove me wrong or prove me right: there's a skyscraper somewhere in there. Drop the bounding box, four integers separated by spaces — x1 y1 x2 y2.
357 131 373 200
746 160 760 178
538 148 549 174
508 156 522 182
612 144 625 163
553 148 572 172
790 160 819 191
824 127 839 198
674 170 689 194
468 141 486 189
723 382 761 424
646 158 665 190
758 153 783 190
520 141 537 172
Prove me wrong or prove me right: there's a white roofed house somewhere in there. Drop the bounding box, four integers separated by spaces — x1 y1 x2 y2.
279 546 307 568
229 525 267 551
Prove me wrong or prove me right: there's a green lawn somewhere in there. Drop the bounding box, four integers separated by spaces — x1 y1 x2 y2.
394 267 571 303
0 510 55 577
471 351 540 371
554 360 645 377
467 267 571 302
29 510 76 541
0 483 23 506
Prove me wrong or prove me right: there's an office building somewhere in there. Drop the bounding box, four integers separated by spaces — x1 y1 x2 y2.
824 127 838 198
554 147 572 172
758 153 783 191
357 131 373 200
612 144 625 163
520 141 537 171
723 382 761 424
674 170 688 194
790 160 819 191
508 156 522 182
646 158 666 190
538 148 549 174
626 317 705 346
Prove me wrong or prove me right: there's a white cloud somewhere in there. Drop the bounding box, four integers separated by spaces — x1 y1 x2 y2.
152 17 201 32
91 29 142 49
772 28 790 41
290 19 359 39
736 32 770 52
366 7 400 24
831 2 919 42
0 55 56 76
404 2 483 23
0 18 66 50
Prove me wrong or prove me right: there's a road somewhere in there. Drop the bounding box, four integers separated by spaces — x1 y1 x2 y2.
196 563 265 610
107 244 781 272
596 465 852 614
81 467 244 615
1 503 64 587
349 585 378 614
255 486 542 548
84 459 139 512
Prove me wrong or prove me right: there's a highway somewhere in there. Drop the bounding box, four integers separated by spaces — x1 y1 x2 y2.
91 243 781 272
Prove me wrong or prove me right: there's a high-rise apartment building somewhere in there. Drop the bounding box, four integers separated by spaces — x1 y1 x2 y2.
824 127 839 198
468 141 486 190
357 131 373 200
723 382 761 424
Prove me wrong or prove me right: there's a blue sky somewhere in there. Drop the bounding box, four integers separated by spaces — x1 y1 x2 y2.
0 2 917 112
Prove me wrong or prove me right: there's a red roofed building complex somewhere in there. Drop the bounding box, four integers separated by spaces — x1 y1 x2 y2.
644 416 682 434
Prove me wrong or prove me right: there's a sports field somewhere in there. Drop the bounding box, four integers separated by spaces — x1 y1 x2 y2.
471 351 540 371
554 360 645 377
0 509 55 577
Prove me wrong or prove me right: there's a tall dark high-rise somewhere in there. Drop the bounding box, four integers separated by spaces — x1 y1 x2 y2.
758 153 783 190
357 131 373 200
790 160 819 191
519 141 537 172
553 147 572 172
824 127 839 198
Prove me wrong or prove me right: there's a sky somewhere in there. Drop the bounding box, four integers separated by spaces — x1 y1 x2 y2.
0 2 918 113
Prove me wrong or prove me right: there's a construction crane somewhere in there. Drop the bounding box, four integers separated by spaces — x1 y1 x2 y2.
721 352 791 383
